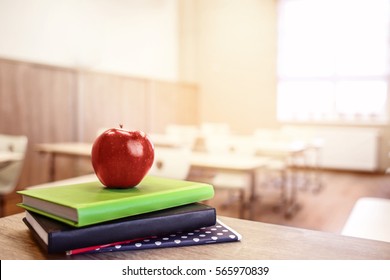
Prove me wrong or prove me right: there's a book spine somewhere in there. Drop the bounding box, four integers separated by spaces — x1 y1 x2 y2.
49 207 216 253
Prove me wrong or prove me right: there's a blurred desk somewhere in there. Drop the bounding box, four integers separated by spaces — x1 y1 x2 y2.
255 141 307 160
190 152 268 219
148 133 183 147
36 143 269 175
36 140 186 181
255 141 308 217
36 142 92 181
191 152 267 171
36 142 91 157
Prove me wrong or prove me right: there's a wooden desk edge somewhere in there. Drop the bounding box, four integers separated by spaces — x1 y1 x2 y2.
1 213 389 260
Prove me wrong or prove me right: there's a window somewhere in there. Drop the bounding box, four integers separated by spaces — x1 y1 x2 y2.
277 0 389 124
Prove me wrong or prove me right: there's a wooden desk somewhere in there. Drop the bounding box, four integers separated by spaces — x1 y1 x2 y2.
36 142 92 157
190 152 268 219
1 212 389 260
35 141 301 177
255 141 307 157
148 133 183 147
36 142 92 181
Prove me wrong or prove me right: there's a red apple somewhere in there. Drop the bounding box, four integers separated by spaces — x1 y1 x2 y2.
91 126 154 188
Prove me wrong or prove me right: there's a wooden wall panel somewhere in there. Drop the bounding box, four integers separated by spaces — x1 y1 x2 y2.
0 59 78 186
149 81 199 133
177 83 199 125
77 71 149 142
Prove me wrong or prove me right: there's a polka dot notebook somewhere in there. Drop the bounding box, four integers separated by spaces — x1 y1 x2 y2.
67 220 241 255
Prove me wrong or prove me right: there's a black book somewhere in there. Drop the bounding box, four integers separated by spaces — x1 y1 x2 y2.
23 203 216 254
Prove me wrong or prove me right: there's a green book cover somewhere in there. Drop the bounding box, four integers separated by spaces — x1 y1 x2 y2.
17 175 214 227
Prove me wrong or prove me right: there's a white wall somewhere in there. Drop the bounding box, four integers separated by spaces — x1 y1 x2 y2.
0 0 178 81
180 0 278 133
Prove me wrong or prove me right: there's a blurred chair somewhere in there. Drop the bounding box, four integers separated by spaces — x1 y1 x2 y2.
342 197 390 243
148 146 192 180
200 122 230 137
280 125 324 193
197 122 231 153
203 133 232 155
0 134 28 216
201 134 255 218
253 128 300 218
165 124 199 150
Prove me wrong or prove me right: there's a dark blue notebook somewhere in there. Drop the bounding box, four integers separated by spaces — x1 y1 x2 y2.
67 220 241 255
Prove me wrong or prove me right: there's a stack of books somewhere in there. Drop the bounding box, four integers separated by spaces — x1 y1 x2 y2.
17 175 241 255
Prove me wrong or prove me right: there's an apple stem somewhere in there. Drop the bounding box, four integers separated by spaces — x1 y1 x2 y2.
119 124 123 129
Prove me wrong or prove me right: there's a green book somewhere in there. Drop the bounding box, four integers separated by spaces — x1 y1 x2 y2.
17 175 214 227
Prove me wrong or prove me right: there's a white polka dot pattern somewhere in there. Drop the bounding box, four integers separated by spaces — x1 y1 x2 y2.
84 220 241 254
